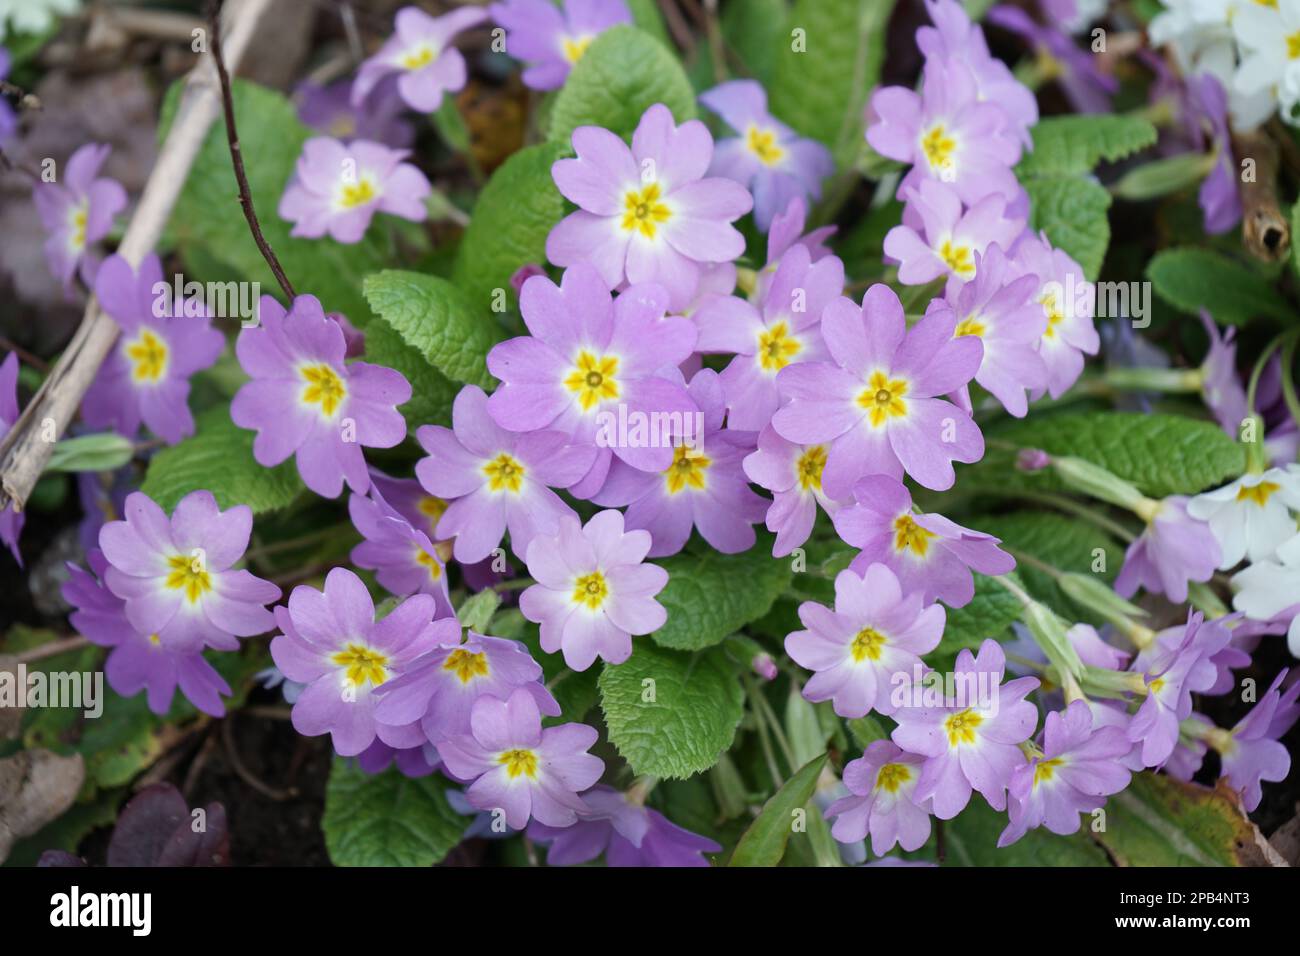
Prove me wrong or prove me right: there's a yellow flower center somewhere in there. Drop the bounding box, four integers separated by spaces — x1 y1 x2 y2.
165 554 212 603
876 762 913 793
415 548 443 581
70 204 88 250
562 34 593 63
795 445 827 492
746 125 785 166
893 514 935 557
1236 481 1280 506
483 452 526 494
939 239 975 278
498 748 539 779
920 123 957 173
664 444 711 494
331 642 390 687
418 495 448 533
757 321 801 372
1288 30 1300 59
401 46 436 70
954 315 986 338
125 329 169 383
443 648 490 684
621 182 672 238
1033 757 1065 787
850 626 887 662
944 708 983 747
572 571 609 610
339 177 377 209
563 350 619 411
300 363 347 417
1040 293 1065 339
148 633 161 646
857 370 909 426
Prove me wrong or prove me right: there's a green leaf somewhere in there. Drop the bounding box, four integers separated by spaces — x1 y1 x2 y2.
162 79 389 321
846 714 888 749
362 317 457 429
769 0 897 167
548 26 696 144
944 797 1110 867
625 0 671 48
1024 175 1112 280
141 406 303 514
994 411 1246 497
651 540 793 650
598 642 743 779
1016 115 1158 179
322 758 465 866
1147 247 1292 326
456 589 500 633
362 270 501 389
45 433 134 473
1111 153 1215 202
728 753 828 866
452 142 568 310
937 573 1022 659
721 0 786 84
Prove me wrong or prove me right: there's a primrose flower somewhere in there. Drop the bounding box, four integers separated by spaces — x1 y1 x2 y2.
823 741 932 856
1231 532 1300 656
278 137 431 243
1198 310 1248 436
891 639 1039 819
270 568 448 756
296 76 415 148
693 241 845 431
1186 73 1242 234
765 196 836 270
1232 0 1300 124
698 79 833 231
436 686 604 829
997 700 1133 846
231 294 411 499
786 563 945 718
347 487 453 615
1188 468 1300 569
1115 496 1221 604
1128 615 1215 767
374 622 559 743
351 5 488 113
356 740 441 778
0 352 24 563
81 254 223 445
485 262 698 490
547 103 753 310
867 57 1022 207
0 49 14 146
367 469 451 548
743 425 846 558
489 0 631 90
64 551 231 717
1213 668 1295 811
884 179 1024 289
33 142 127 292
772 284 985 496
834 475 1014 608
519 509 668 670
1007 231 1099 399
98 490 280 651
415 385 592 564
591 369 767 557
528 784 721 866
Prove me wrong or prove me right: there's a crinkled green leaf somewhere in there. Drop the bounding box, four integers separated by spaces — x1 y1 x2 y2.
936 573 1022 659
1017 115 1157 178
362 316 457 430
1024 175 1111 280
1147 247 1292 326
652 540 793 650
944 796 1110 867
322 759 465 867
728 753 828 867
598 642 743 779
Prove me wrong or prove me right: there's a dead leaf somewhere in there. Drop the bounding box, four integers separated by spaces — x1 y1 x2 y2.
0 748 85 863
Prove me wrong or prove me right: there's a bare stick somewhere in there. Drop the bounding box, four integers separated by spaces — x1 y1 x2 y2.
208 0 296 301
0 0 275 515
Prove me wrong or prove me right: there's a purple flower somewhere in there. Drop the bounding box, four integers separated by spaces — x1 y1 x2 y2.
490 0 632 90
269 567 448 756
0 352 24 564
416 385 591 563
787 563 944 718
485 262 698 489
1127 613 1214 767
295 76 415 149
374 622 559 743
355 740 441 778
998 700 1132 846
823 741 932 856
590 369 767 557
351 5 488 113
347 486 453 615
1198 310 1248 436
884 179 1024 288
278 137 430 243
834 475 1015 608
367 469 450 546
64 551 231 717
868 57 1022 207
519 509 668 670
77 467 132 556
547 103 753 310
82 254 223 445
698 79 833 231
1115 496 1221 604
743 425 846 558
231 294 410 499
436 686 604 829
891 639 1039 819
938 243 1047 417
987 4 1117 115
1186 74 1241 235
1215 669 1294 811
33 143 127 292
694 242 844 431
529 784 721 866
98 490 280 651
764 196 836 271
1007 231 1099 399
772 284 985 496
0 49 15 146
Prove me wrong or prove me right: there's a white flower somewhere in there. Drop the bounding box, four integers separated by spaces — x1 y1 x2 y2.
1233 0 1300 124
1231 531 1300 657
1188 467 1300 568
0 0 80 41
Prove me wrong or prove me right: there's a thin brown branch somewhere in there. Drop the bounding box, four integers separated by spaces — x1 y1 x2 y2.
0 337 50 373
208 0 296 301
16 636 90 664
221 716 297 801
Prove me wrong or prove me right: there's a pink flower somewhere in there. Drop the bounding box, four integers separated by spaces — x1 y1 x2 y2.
824 741 933 856
351 5 488 113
